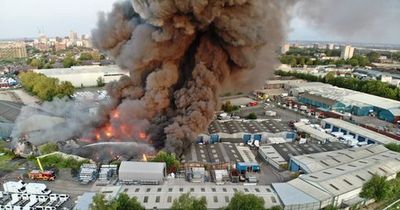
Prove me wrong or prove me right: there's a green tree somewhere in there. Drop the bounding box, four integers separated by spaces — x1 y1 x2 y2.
79 52 93 61
150 151 180 173
360 174 391 201
171 193 207 210
109 193 145 210
247 113 257 120
225 192 266 210
91 193 145 210
97 76 105 87
221 101 239 113
30 58 45 69
38 143 58 155
57 81 75 97
348 58 359 67
91 194 110 210
385 143 400 153
367 52 380 63
62 56 76 68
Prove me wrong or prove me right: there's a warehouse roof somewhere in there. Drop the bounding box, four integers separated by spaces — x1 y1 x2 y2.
259 145 287 165
345 93 400 110
107 184 280 209
290 144 391 173
323 118 399 144
294 122 337 142
272 183 318 206
34 65 127 76
119 161 166 173
208 120 290 134
286 178 332 202
292 83 400 114
299 158 400 196
182 142 245 163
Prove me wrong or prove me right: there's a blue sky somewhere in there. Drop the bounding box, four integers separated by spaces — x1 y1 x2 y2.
0 0 399 44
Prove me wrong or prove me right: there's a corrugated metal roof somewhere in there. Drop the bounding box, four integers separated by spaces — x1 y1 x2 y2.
272 183 318 205
34 65 127 76
290 144 391 173
119 161 166 174
323 118 399 144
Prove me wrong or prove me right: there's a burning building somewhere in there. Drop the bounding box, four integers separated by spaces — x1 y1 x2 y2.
90 0 287 155
11 0 289 159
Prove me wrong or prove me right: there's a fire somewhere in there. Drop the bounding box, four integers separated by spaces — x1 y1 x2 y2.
111 110 120 119
96 133 101 140
142 154 148 161
139 132 146 140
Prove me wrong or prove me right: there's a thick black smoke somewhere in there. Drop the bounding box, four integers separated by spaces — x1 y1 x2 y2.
91 0 288 155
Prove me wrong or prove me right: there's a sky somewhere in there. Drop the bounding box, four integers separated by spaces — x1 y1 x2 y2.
0 0 399 44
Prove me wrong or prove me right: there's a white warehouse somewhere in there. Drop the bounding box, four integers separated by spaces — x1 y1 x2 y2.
118 161 166 185
33 65 129 87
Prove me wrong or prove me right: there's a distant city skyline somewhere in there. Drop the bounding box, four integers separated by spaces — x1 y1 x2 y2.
0 0 399 45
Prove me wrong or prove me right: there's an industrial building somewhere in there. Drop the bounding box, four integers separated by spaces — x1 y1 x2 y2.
294 122 337 143
321 118 399 145
118 161 166 185
275 145 400 209
0 41 27 59
96 185 281 210
182 142 251 164
34 65 129 87
258 142 348 170
207 120 294 142
291 82 400 122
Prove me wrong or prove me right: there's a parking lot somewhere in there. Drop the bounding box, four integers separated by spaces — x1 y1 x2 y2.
272 142 349 161
208 119 291 134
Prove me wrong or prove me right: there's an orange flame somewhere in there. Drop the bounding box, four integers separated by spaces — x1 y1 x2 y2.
139 132 146 140
111 110 120 119
142 154 148 161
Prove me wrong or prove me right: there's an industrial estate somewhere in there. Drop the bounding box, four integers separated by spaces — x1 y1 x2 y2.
1 1 400 210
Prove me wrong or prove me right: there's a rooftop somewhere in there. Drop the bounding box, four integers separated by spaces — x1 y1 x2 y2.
208 120 291 134
323 118 399 144
290 144 395 173
100 185 280 209
182 142 245 164
119 161 166 173
272 142 348 162
34 65 127 76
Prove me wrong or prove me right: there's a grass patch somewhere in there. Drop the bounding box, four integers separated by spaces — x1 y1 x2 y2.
35 154 90 170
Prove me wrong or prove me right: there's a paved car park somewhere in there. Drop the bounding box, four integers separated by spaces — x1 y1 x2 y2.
208 119 291 134
272 142 349 161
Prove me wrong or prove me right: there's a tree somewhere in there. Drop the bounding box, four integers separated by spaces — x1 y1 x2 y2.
38 143 58 155
221 101 239 113
57 81 75 97
30 58 45 69
97 76 105 87
385 143 400 153
171 193 207 210
360 174 391 201
225 192 266 210
323 205 339 210
91 194 110 210
62 56 76 68
150 151 180 173
79 52 93 61
247 113 257 120
109 193 145 210
91 193 145 210
367 52 380 63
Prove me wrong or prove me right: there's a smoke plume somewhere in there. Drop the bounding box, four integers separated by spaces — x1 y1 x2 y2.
91 0 288 155
292 0 400 44
11 98 100 145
